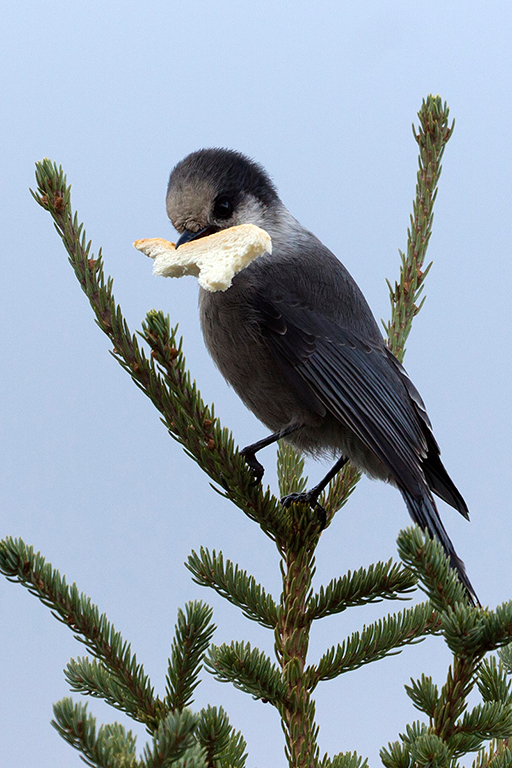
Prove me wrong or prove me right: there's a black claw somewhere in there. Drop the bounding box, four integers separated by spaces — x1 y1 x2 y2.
281 490 321 508
315 504 327 530
240 449 265 486
218 473 231 493
281 491 311 508
280 491 327 528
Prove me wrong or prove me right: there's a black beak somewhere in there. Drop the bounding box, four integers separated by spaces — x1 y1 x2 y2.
175 225 219 249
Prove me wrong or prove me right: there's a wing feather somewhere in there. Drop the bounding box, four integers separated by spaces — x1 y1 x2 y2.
256 293 429 491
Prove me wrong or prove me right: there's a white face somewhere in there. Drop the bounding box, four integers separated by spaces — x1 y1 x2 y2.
167 178 268 236
234 194 268 229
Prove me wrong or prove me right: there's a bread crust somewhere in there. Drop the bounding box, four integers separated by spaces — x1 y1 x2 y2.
134 223 272 291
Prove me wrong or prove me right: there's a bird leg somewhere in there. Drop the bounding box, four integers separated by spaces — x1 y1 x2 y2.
281 454 349 525
240 424 303 485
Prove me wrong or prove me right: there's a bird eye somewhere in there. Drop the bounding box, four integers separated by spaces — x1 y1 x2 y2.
213 196 233 219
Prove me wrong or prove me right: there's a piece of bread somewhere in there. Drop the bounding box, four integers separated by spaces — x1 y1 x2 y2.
133 223 272 292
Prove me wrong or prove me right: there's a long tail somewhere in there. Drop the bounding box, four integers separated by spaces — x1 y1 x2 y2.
422 430 470 520
400 488 478 606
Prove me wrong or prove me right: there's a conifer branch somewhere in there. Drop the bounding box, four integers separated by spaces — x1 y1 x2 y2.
64 657 145 721
478 657 512 704
277 442 308 497
213 727 248 768
319 465 362 523
166 601 216 713
274 504 322 768
380 727 422 768
21 97 479 768
0 537 160 727
384 95 453 361
141 310 289 541
52 698 139 768
382 531 512 768
307 560 417 620
170 744 209 767
404 673 440 718
434 655 480 741
196 706 232 767
471 738 512 768
30 159 287 543
456 702 512 742
397 526 469 612
399 528 512 655
404 729 450 768
205 641 287 706
481 603 512 653
186 548 278 629
320 752 369 768
141 710 199 767
312 602 440 685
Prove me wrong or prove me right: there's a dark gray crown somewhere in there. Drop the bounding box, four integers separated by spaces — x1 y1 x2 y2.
167 148 280 207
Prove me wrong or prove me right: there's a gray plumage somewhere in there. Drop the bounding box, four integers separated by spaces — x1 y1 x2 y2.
166 148 477 604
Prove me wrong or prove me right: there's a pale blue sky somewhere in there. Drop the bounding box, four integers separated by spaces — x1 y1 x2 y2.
1 2 512 766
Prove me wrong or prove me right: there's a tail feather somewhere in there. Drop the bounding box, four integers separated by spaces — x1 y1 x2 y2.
424 462 470 519
400 488 478 606
423 431 470 520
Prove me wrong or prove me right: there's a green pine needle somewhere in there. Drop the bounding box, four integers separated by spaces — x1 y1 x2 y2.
405 674 440 718
277 441 308 497
319 464 362 522
383 95 453 361
455 702 512 743
166 601 216 713
215 727 248 768
64 656 152 724
52 698 138 768
380 738 413 768
141 710 198 767
307 559 417 620
186 548 278 629
205 641 287 706
31 159 286 543
409 733 450 768
472 740 512 768
320 751 369 768
26 99 504 768
0 537 159 728
477 657 512 705
196 705 232 763
312 602 440 685
397 526 469 611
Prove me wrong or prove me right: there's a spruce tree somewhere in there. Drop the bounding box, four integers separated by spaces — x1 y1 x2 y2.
3 95 512 768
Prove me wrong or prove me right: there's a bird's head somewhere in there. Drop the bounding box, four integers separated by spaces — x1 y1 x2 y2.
166 148 279 248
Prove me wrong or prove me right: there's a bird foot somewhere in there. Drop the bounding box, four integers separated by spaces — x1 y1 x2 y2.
240 449 265 486
280 491 327 529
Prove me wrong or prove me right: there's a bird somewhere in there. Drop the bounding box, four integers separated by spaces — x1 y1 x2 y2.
165 147 477 604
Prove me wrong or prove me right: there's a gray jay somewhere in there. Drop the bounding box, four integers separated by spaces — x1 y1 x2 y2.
166 148 477 604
